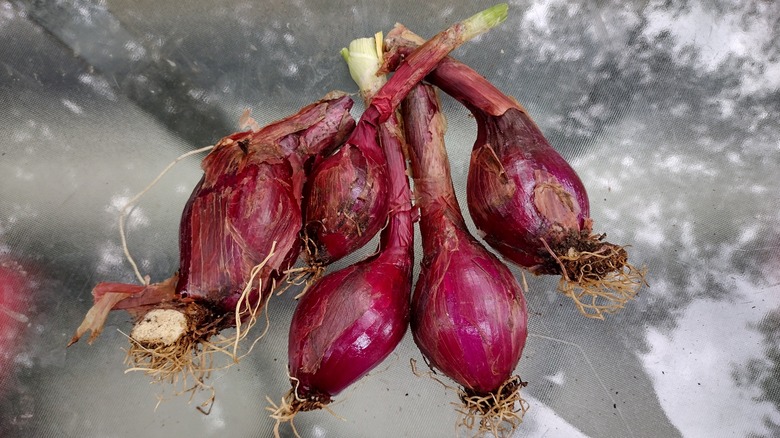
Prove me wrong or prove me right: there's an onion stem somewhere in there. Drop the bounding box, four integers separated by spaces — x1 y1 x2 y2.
367 4 509 123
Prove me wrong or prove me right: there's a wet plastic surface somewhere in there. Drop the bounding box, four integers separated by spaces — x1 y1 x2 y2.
1 1 779 437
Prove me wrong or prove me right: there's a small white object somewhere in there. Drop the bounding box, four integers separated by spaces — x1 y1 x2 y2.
131 309 187 346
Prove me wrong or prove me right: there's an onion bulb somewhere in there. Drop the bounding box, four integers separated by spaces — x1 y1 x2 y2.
404 83 529 436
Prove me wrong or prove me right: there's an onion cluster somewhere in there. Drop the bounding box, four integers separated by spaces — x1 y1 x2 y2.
70 5 645 436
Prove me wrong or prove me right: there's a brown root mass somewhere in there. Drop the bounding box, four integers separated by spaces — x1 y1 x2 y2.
540 231 647 319
267 385 334 438
411 359 529 437
124 301 228 411
300 227 326 268
125 248 277 410
284 231 329 299
282 265 325 300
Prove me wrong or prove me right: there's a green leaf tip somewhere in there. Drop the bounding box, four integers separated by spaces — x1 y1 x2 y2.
461 3 509 41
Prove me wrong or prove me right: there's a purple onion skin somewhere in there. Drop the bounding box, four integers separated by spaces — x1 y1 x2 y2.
302 120 389 266
413 225 528 394
287 238 411 398
289 113 414 401
385 27 591 274
176 95 356 314
468 109 591 272
404 84 527 395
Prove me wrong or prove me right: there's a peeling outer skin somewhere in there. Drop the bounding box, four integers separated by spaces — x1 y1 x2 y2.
532 169 580 231
470 142 516 200
302 120 390 266
467 108 590 273
70 94 356 346
69 276 178 346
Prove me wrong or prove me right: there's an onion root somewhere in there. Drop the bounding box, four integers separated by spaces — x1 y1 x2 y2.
410 359 528 437
266 382 338 438
540 234 647 319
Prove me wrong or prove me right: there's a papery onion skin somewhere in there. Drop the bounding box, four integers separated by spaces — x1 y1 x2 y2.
178 98 358 313
403 83 527 395
70 93 356 345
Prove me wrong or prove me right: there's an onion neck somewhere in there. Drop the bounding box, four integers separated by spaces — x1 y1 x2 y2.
402 84 468 247
202 94 355 189
378 115 414 258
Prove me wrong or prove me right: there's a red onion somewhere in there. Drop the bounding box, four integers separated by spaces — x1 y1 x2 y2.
385 27 645 319
69 93 356 386
403 83 528 435
301 4 509 268
0 257 32 386
268 33 414 433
